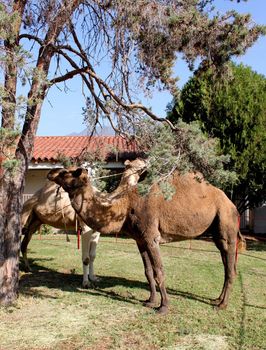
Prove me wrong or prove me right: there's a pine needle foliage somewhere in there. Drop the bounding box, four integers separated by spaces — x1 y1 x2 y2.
136 119 237 198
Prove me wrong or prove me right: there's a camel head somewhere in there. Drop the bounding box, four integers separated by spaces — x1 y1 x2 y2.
122 158 147 186
47 167 89 193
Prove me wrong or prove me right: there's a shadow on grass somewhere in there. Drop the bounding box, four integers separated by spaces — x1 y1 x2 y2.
245 303 266 310
19 259 213 308
246 239 266 252
239 240 266 262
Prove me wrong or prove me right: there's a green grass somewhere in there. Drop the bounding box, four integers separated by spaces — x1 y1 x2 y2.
0 235 265 350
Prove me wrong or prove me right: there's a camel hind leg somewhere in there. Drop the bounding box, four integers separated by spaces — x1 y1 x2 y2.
212 216 238 309
21 217 42 271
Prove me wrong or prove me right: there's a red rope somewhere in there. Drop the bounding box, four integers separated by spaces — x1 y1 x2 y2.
235 216 241 264
77 227 81 250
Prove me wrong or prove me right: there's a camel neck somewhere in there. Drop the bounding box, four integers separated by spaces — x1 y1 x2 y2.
71 182 131 234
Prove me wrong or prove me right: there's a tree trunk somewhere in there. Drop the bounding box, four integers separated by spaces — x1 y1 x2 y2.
0 0 81 306
0 164 25 305
0 0 27 306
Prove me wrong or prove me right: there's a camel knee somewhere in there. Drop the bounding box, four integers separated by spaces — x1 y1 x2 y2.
83 257 90 266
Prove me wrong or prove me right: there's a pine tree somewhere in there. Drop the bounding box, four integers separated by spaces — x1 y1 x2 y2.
169 63 266 213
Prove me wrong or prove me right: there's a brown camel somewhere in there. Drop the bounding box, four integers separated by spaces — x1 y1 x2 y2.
21 159 146 288
47 160 245 314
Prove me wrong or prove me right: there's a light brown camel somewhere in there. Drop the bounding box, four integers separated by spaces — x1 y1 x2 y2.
47 160 245 314
21 180 100 288
21 159 146 288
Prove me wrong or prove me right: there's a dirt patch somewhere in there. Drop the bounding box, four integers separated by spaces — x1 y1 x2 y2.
168 334 228 350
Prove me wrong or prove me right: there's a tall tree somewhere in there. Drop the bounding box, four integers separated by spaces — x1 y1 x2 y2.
0 0 265 305
169 63 266 213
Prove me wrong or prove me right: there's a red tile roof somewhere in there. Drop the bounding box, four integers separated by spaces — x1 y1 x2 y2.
32 136 138 163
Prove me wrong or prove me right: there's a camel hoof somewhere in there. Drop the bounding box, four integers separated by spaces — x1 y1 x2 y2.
210 298 221 306
89 276 101 283
215 302 228 311
23 265 32 273
82 281 91 289
155 305 168 315
143 300 157 308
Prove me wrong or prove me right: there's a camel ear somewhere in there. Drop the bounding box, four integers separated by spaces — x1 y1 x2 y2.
124 160 130 166
72 168 83 178
47 168 65 181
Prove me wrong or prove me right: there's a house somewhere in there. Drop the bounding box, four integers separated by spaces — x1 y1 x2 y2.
240 206 266 235
24 135 139 202
249 205 266 235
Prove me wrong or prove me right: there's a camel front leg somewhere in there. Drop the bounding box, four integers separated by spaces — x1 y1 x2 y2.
88 231 100 282
81 228 100 288
146 236 169 315
137 242 157 307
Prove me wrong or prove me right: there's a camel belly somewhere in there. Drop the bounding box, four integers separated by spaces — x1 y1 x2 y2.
34 205 77 230
158 206 216 242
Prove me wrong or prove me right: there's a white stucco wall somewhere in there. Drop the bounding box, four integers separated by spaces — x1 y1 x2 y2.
24 169 50 195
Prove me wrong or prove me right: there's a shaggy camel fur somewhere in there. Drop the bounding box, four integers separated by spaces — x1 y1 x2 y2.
48 160 245 314
21 159 145 288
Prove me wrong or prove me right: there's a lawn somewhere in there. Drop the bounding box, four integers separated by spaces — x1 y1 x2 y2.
0 234 265 350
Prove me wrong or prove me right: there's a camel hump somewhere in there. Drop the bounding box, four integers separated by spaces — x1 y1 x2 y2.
21 181 65 228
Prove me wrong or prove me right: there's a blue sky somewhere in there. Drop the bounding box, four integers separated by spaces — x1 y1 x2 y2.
37 0 266 136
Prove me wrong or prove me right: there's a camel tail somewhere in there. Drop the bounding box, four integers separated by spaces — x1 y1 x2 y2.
234 231 246 275
237 231 246 252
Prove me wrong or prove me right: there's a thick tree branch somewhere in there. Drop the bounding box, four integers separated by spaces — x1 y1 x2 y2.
19 33 44 46
50 66 90 85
